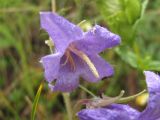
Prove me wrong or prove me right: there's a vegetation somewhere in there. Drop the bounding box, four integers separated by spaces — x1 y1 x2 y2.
0 0 160 119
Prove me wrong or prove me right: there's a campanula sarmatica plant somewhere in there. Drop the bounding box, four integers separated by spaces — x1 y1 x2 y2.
40 12 121 92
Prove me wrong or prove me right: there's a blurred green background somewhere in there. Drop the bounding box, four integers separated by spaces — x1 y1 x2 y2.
0 0 160 119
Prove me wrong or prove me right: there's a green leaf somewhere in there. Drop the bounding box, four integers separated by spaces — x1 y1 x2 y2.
115 47 138 68
31 83 43 120
96 0 143 43
147 61 160 71
125 0 141 24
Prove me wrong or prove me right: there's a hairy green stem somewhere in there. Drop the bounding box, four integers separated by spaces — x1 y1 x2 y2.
77 20 86 27
116 89 146 103
48 38 54 53
50 1 73 120
51 0 56 12
79 84 97 98
62 93 73 120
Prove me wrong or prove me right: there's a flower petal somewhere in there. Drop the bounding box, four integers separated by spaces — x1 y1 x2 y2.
137 71 160 120
40 12 83 53
144 71 160 93
78 104 139 120
49 53 84 92
49 73 79 92
81 54 114 82
41 52 62 83
74 25 121 54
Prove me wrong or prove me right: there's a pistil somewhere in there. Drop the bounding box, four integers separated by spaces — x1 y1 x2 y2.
69 46 100 78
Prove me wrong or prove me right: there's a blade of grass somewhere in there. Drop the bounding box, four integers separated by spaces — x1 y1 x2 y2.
31 83 43 120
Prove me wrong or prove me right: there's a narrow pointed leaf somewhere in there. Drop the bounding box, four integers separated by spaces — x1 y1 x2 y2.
31 83 43 120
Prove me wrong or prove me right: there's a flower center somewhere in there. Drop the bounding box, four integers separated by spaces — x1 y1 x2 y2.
61 49 76 71
62 44 99 78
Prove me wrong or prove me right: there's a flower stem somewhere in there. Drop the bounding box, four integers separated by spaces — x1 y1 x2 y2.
79 84 97 98
51 0 56 12
77 20 86 27
48 39 54 53
116 89 146 103
62 93 73 120
48 44 73 119
50 1 73 120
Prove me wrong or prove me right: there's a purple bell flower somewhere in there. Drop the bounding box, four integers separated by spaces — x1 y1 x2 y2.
40 12 121 92
78 71 160 120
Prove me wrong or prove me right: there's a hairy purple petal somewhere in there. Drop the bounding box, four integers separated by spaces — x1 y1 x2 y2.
78 104 139 120
40 12 83 53
41 53 62 83
48 53 84 92
81 54 113 82
144 71 160 93
138 71 160 120
49 72 79 92
74 25 121 54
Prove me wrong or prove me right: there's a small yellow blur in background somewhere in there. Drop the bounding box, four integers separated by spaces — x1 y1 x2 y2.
136 93 149 106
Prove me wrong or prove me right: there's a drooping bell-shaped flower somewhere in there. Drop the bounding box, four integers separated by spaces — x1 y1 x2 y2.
40 12 121 92
78 71 160 120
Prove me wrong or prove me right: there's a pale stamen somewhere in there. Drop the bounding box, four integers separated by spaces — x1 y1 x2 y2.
69 47 100 78
68 52 76 71
62 50 76 71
